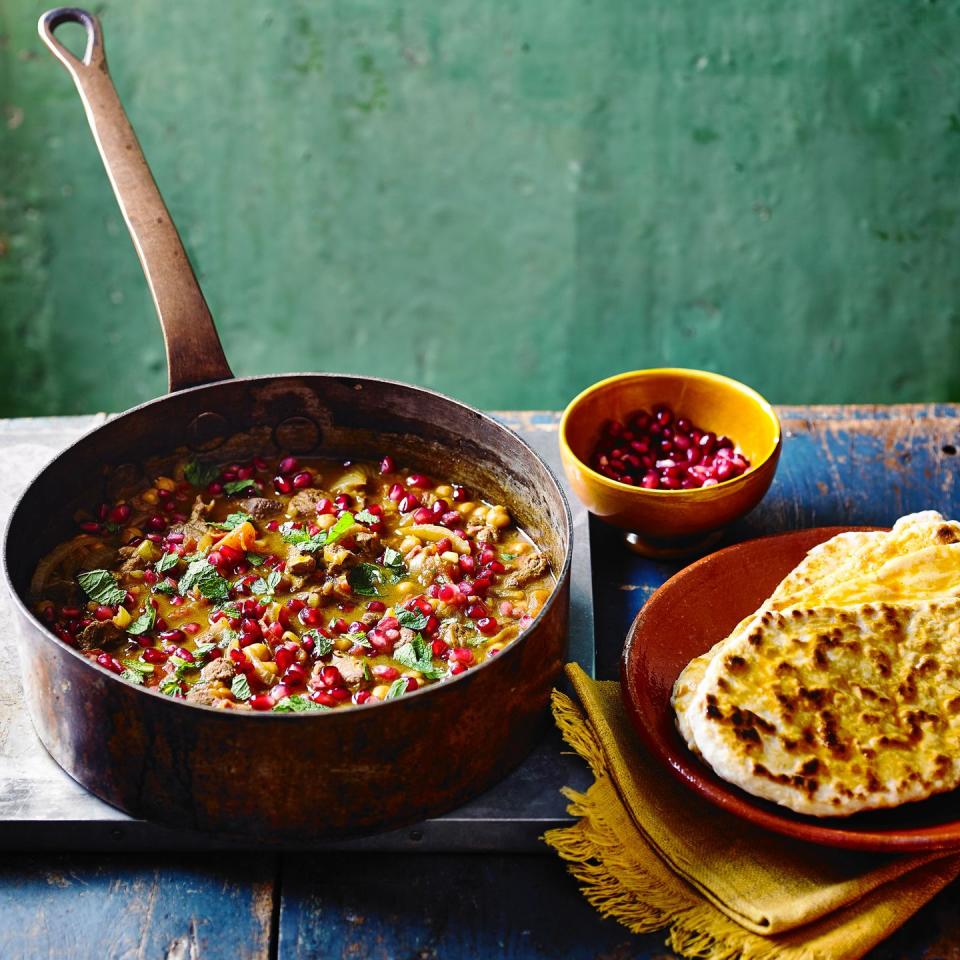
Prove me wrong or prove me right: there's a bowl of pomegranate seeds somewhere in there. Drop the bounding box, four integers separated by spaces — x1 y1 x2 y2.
559 368 781 555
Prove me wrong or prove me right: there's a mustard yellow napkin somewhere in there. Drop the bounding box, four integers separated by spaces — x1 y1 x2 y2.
544 664 960 960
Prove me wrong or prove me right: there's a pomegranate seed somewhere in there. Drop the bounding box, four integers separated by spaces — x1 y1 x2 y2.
367 600 386 613
407 473 430 488
405 677 419 692
330 687 351 702
424 615 439 634
452 647 474 664
249 693 274 711
398 494 420 513
458 555 475 573
283 663 307 686
299 608 323 627
160 629 185 644
108 503 132 524
253 457 268 471
182 622 201 635
266 520 280 532
278 456 298 475
476 617 499 636
354 690 372 705
274 476 292 494
388 483 404 502
292 471 313 489
466 602 487 619
487 560 505 574
147 515 166 532
61 607 81 619
435 537 452 554
373 665 399 681
142 648 167 664
451 485 467 502
413 507 432 524
97 653 123 674
432 639 449 657
450 663 466 675
380 456 395 474
333 494 351 510
174 647 195 663
438 584 457 603
276 644 298 674
440 511 461 527
94 605 114 622
310 690 338 707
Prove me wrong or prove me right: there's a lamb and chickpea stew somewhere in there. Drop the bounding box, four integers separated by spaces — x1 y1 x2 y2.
30 455 553 712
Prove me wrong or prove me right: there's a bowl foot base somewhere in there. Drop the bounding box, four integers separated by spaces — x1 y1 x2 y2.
623 528 725 559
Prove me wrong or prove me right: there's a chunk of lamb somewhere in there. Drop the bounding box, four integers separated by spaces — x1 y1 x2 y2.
76 619 125 651
352 529 381 561
169 495 214 545
330 653 365 685
468 523 498 544
287 489 333 518
241 497 283 520
504 553 549 589
185 684 221 706
286 550 317 577
200 657 236 684
322 544 357 576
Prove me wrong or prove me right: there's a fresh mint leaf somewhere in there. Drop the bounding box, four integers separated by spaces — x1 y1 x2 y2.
272 694 328 713
361 661 373 681
192 643 216 662
500 552 518 561
393 635 444 680
184 460 220 488
224 479 259 496
126 607 156 636
121 658 156 675
169 656 196 680
159 675 184 697
266 569 281 593
246 552 265 566
231 674 251 701
381 547 406 579
218 628 239 649
279 522 326 554
120 668 145 685
178 558 231 603
396 609 428 631
152 579 178 596
77 569 126 606
210 511 254 532
303 629 334 657
348 633 372 649
354 509 378 524
323 512 357 547
347 563 382 597
385 678 409 699
155 551 180 574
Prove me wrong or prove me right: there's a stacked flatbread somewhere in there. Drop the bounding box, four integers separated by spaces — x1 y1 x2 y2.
672 511 960 817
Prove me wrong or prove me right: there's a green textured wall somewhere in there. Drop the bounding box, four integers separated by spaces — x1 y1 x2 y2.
1 0 959 416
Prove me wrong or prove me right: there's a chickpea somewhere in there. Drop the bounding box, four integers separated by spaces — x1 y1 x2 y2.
334 637 353 651
142 490 159 505
487 505 511 529
316 514 337 531
399 535 420 554
154 476 176 492
371 684 391 700
527 588 550 617
307 593 321 608
402 670 423 680
468 506 488 524
434 484 453 498
510 541 531 555
281 631 300 645
456 501 476 516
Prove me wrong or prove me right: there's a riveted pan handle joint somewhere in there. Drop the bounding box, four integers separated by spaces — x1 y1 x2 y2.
38 8 234 393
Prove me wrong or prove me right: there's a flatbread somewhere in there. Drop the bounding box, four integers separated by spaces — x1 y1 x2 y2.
672 513 960 752
686 600 960 816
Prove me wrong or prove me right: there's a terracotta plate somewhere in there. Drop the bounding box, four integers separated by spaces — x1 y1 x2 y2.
621 527 960 853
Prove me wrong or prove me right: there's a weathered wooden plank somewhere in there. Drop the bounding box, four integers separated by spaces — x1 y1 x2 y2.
278 852 662 959
0 853 276 960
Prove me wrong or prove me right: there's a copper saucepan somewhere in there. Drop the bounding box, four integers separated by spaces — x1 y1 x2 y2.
0 8 572 841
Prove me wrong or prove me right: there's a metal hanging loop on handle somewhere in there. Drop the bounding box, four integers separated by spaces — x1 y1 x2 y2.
37 8 234 393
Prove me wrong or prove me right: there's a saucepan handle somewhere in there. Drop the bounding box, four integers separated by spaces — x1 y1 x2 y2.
38 8 234 393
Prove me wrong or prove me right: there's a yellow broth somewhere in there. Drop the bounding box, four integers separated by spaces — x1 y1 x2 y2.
31 454 554 712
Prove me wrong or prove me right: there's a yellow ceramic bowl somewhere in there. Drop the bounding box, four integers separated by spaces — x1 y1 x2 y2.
559 368 781 553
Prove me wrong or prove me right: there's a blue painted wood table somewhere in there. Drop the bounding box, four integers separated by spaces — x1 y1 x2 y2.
0 406 958 959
